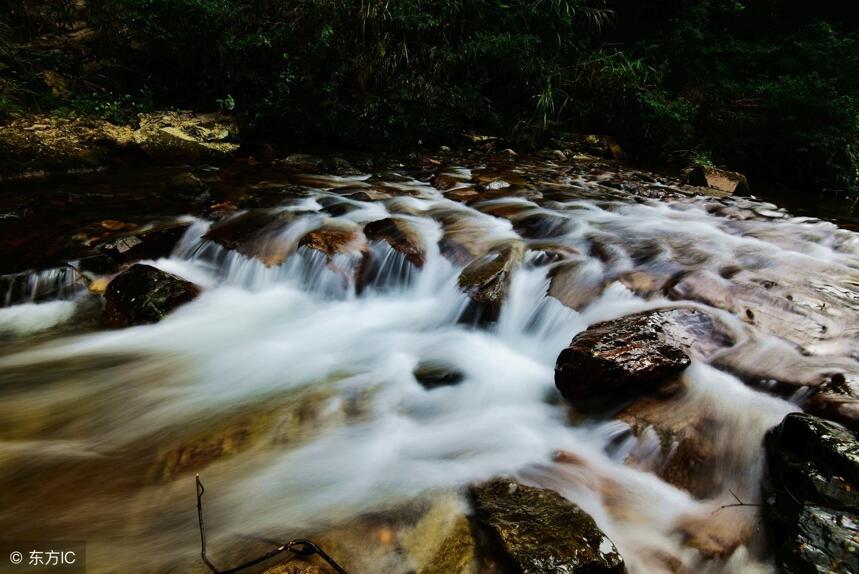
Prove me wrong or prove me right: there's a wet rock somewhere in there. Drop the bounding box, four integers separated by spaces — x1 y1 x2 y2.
148 385 342 482
98 221 192 263
413 361 465 390
133 111 239 161
431 172 469 191
205 209 297 266
104 264 200 327
615 395 720 497
470 478 625 574
617 270 663 298
547 260 606 311
674 509 754 559
683 166 749 197
400 495 478 574
299 223 367 259
763 412 859 574
363 218 425 268
554 309 707 404
458 241 524 321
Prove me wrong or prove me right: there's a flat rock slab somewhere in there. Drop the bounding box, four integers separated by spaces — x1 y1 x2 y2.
470 478 625 574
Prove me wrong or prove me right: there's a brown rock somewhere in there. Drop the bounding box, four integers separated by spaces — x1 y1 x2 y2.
104 264 200 327
458 241 524 320
470 478 625 574
363 218 425 267
555 309 701 404
683 166 749 197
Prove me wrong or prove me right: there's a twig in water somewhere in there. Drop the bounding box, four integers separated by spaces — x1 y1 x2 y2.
712 489 765 514
195 474 349 574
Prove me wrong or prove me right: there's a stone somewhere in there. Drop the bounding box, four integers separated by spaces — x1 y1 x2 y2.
555 309 706 404
614 393 723 497
413 361 465 389
683 166 749 197
763 412 859 574
547 260 606 311
133 111 239 161
98 221 192 263
204 209 296 266
299 224 367 259
363 218 425 267
457 241 524 321
470 478 625 574
103 264 200 327
166 171 211 202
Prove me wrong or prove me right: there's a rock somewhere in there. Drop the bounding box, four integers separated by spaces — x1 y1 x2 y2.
431 172 469 190
674 509 754 559
400 495 477 574
204 209 296 266
457 241 524 321
470 478 625 574
133 111 239 162
166 172 211 202
363 218 425 267
763 412 859 574
554 309 716 404
299 223 367 259
547 260 606 310
615 394 720 497
413 361 464 389
0 116 135 180
103 264 200 327
273 153 324 171
98 221 192 263
322 156 361 175
683 166 749 197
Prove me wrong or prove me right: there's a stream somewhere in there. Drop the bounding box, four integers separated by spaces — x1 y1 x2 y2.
1 154 857 573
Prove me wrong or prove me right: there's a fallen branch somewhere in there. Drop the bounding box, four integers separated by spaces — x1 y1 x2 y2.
712 489 764 514
195 474 349 574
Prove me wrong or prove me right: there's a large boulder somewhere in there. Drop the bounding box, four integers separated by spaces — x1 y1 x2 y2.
470 478 625 574
763 413 859 574
133 111 239 162
104 264 200 327
553 308 733 403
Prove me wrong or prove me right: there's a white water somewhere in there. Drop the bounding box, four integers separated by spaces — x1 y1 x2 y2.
2 164 857 573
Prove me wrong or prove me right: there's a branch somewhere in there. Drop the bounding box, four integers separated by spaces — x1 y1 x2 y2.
195 474 349 574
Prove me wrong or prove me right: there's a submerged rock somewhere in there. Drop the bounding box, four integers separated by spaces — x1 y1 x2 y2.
413 361 465 389
363 217 426 267
133 111 239 161
104 264 200 327
555 309 701 404
470 478 625 574
763 412 859 574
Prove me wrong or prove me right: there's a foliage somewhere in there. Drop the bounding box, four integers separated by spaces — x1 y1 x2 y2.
1 0 858 191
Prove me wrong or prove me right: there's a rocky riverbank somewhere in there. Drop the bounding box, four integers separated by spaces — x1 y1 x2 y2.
1 141 858 573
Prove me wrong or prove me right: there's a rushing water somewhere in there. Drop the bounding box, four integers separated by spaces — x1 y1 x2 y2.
1 158 857 573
